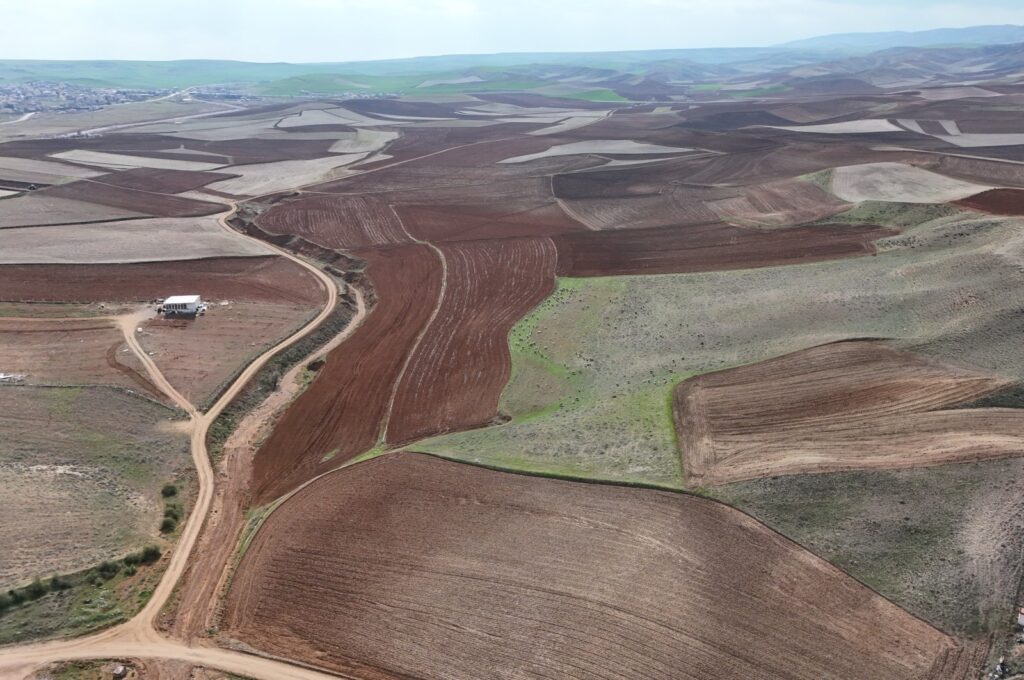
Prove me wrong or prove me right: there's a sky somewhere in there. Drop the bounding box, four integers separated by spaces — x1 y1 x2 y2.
3 0 1024 62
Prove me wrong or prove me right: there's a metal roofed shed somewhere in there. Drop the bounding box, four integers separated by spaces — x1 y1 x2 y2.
161 294 205 316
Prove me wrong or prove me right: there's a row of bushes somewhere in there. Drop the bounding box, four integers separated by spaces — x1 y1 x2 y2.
0 546 161 614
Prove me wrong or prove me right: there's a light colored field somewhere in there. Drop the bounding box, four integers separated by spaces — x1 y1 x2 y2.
204 153 368 195
0 216 271 264
935 133 1024 147
676 340 1022 485
419 208 1024 486
501 139 692 163
416 75 484 88
0 99 226 141
327 129 398 153
708 179 850 227
140 118 282 141
0 156 105 184
528 113 607 136
0 385 189 588
915 86 1001 101
831 162 991 203
50 150 223 172
276 109 351 128
0 194 145 228
138 300 315 407
770 119 903 134
0 189 17 198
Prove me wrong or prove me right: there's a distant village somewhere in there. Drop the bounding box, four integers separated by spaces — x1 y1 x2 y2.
0 81 167 115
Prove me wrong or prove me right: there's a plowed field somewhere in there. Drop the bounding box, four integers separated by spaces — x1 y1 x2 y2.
42 180 226 217
95 168 238 194
223 453 977 680
554 221 894 276
385 237 557 445
674 341 1024 485
955 188 1024 215
0 256 323 305
251 244 443 503
708 180 851 227
255 194 408 250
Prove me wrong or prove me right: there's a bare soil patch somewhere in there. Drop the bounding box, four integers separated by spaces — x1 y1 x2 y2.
0 317 157 395
955 189 1024 215
223 452 978 680
252 244 443 503
674 340 1024 486
138 300 316 408
386 237 557 445
95 168 239 195
554 221 894 276
42 180 226 218
708 179 851 227
0 256 323 305
255 193 408 250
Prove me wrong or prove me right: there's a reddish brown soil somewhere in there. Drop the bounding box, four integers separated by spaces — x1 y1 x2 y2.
255 194 409 250
674 340 1024 486
223 452 979 680
385 237 557 445
94 168 238 194
554 221 895 277
396 184 586 241
0 317 155 394
0 256 323 305
40 180 225 217
955 188 1024 215
251 244 443 503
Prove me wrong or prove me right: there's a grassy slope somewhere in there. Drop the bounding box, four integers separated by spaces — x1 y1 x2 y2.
418 206 1024 485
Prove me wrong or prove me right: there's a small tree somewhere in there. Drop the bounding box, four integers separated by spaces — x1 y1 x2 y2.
25 578 47 600
161 483 178 498
160 517 177 533
49 575 71 591
97 560 120 579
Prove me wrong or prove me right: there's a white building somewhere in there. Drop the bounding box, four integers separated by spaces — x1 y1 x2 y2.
162 295 203 315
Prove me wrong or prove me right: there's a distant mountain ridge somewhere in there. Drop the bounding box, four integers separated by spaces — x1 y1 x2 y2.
781 24 1024 51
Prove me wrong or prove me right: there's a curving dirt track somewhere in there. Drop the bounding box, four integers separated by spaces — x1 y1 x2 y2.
384 237 558 445
223 452 978 680
554 221 895 277
251 244 442 503
674 340 1024 486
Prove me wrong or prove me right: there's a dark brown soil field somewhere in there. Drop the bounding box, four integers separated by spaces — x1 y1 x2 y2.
252 244 443 503
223 453 982 680
255 193 409 250
41 180 226 217
94 168 238 194
955 188 1024 215
554 221 894 276
385 237 557 445
674 340 1024 486
0 256 323 305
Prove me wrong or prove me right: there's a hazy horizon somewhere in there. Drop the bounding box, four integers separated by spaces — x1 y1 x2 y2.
4 0 1024 63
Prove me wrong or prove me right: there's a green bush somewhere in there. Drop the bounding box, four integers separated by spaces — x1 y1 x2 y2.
141 545 161 564
0 592 12 612
164 503 182 521
161 483 178 498
49 575 71 591
160 517 177 533
96 560 120 579
25 578 47 600
123 552 141 566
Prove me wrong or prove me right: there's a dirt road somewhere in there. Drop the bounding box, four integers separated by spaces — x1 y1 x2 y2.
0 205 346 679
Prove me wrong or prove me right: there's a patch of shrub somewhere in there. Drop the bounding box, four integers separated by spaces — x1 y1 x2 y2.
96 560 120 579
160 517 177 533
164 503 182 521
25 578 47 600
140 545 161 564
161 483 178 498
49 575 71 591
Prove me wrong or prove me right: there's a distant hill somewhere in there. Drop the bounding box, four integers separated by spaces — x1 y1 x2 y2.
781 24 1024 51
